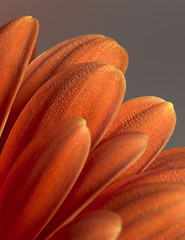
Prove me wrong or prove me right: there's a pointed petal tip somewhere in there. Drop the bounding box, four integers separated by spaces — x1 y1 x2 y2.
14 15 39 27
58 116 90 138
167 101 174 109
106 64 126 89
24 15 36 20
138 132 149 150
162 100 177 124
123 132 149 153
48 210 122 240
150 98 175 115
26 16 39 27
73 116 87 127
75 117 90 137
138 132 149 141
165 101 175 114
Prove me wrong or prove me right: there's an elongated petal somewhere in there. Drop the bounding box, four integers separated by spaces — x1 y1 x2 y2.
37 132 147 239
146 147 185 171
82 168 185 214
1 34 128 147
0 62 125 185
48 210 122 240
102 96 176 179
114 168 185 196
151 218 185 240
0 16 38 136
0 116 90 240
101 183 185 240
0 34 84 149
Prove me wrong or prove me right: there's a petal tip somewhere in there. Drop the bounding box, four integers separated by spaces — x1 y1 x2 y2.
163 101 176 122
166 101 175 111
19 16 39 31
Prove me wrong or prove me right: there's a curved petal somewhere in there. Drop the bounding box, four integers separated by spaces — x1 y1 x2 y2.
0 62 125 185
48 210 122 240
112 168 185 197
0 34 128 147
0 116 90 240
102 96 176 178
37 132 147 239
146 147 185 171
0 16 38 136
82 167 185 213
151 218 185 240
101 183 185 240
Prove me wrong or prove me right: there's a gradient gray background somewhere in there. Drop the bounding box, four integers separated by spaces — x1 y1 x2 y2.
1 0 185 149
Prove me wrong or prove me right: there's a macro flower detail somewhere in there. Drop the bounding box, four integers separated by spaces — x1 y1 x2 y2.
0 16 184 240
0 16 38 136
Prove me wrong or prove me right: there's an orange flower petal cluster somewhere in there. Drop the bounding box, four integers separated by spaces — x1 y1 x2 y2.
0 16 184 240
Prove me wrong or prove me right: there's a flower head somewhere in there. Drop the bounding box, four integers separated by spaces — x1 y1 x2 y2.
0 16 184 240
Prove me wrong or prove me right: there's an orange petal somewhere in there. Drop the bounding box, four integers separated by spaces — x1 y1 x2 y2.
146 147 185 171
37 132 147 239
115 168 185 196
1 34 128 147
29 45 37 63
0 116 90 240
101 183 185 240
0 62 125 185
48 210 122 240
0 16 38 136
102 96 176 179
151 217 185 240
83 167 185 213
146 161 185 240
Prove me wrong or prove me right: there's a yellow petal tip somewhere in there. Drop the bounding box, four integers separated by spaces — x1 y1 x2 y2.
23 16 39 26
167 101 174 110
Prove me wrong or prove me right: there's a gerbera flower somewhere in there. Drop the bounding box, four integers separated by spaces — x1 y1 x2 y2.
0 16 185 240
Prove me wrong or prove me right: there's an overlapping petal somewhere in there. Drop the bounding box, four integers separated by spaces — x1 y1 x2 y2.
37 132 147 239
85 168 185 212
0 34 128 149
0 116 90 240
146 147 185 170
0 15 184 240
0 16 38 136
0 62 125 185
48 210 122 240
101 183 185 240
151 217 185 240
102 96 176 178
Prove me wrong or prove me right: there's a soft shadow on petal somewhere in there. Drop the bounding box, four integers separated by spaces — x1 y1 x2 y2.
0 34 128 147
101 183 185 240
83 168 185 214
48 210 122 240
37 132 147 239
29 45 37 63
146 147 185 171
111 168 185 198
151 217 185 240
0 116 90 240
102 96 176 179
0 16 38 136
0 62 125 185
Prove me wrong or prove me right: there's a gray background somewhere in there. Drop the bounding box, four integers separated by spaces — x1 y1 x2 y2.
1 0 185 149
